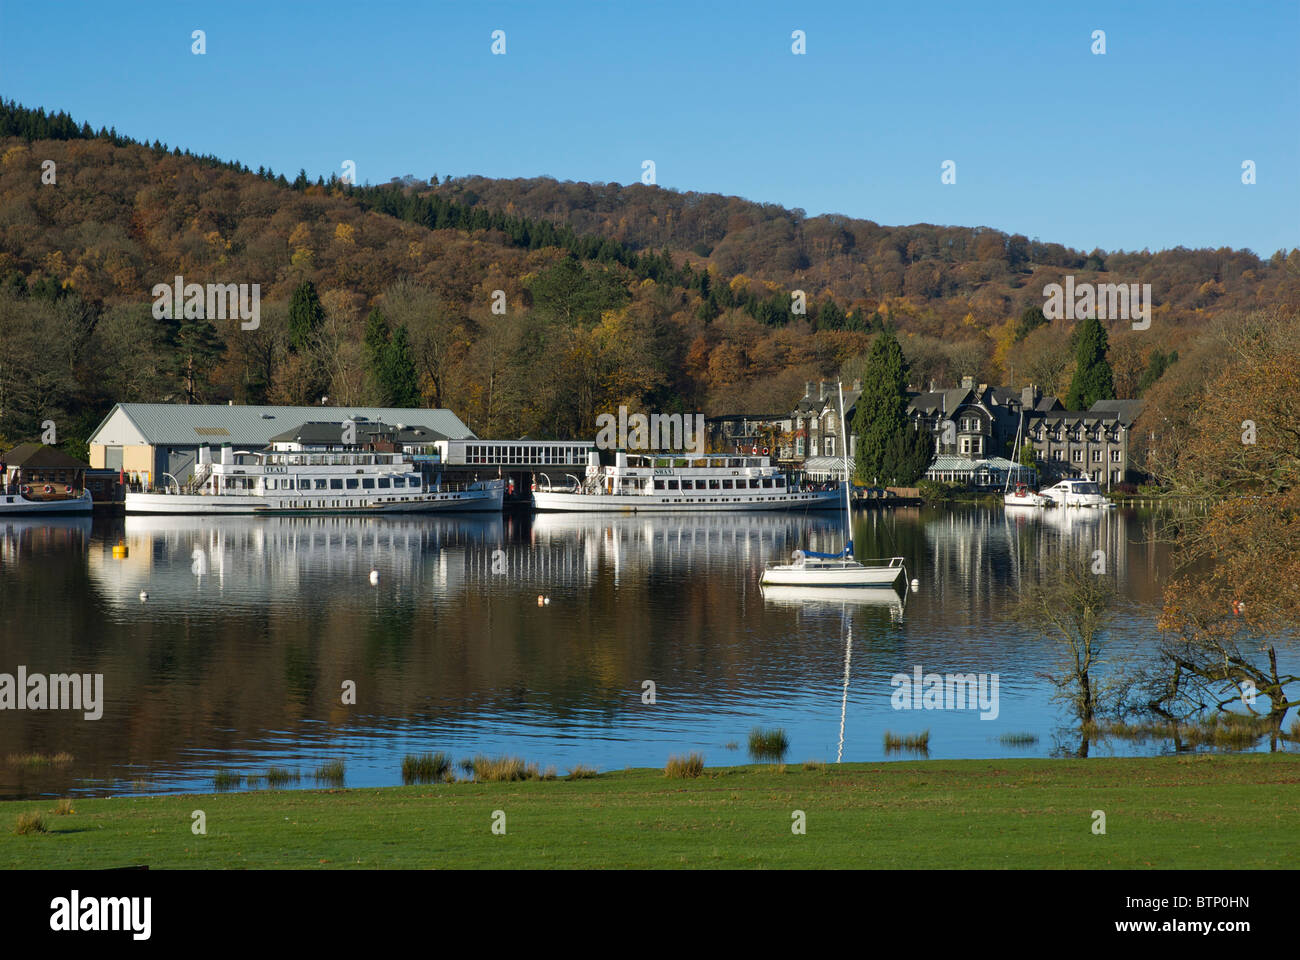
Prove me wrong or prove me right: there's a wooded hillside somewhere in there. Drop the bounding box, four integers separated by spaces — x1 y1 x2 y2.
1 100 1296 462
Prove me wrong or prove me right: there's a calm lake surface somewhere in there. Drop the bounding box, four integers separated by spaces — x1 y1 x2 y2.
2 505 1294 798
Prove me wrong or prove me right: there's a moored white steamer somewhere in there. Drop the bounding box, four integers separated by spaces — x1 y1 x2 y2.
126 443 502 515
532 452 841 513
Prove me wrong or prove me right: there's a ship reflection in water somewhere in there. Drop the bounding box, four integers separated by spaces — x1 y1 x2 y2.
0 505 1265 799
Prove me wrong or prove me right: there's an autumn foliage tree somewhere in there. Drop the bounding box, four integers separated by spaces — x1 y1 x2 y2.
1151 308 1300 728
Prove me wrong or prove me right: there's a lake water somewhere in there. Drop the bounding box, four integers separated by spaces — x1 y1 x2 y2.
1 505 1293 798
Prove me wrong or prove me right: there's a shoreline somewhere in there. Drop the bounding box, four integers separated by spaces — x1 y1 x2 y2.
3 755 1297 869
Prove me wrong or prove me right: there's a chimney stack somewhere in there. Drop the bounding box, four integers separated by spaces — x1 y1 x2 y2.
805 381 813 399
1021 384 1039 410
961 375 974 391
852 378 861 392
818 381 826 401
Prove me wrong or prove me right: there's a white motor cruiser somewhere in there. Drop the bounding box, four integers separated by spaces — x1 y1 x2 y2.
1039 478 1112 508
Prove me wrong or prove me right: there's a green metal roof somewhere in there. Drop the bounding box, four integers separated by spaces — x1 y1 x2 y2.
266 421 448 444
91 403 475 447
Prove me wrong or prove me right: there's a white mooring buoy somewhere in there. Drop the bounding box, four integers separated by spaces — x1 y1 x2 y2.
139 590 148 602
369 570 379 585
910 579 919 591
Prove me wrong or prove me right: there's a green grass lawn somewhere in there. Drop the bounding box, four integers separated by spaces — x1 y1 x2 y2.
2 755 1297 869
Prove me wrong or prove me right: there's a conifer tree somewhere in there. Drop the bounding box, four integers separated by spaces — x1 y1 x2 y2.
852 329 932 485
287 280 325 353
362 307 391 403
817 300 846 330
382 325 421 407
1065 316 1116 409
158 312 225 404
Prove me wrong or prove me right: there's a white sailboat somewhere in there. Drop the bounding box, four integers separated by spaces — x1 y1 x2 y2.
1003 407 1050 508
760 382 906 588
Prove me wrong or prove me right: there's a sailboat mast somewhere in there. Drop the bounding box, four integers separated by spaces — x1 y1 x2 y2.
1006 409 1023 494
839 381 851 551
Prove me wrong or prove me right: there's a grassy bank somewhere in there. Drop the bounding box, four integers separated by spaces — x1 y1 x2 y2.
2 756 1297 869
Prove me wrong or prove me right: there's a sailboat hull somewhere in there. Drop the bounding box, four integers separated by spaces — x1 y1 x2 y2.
760 584 905 607
1003 492 1050 507
759 561 904 587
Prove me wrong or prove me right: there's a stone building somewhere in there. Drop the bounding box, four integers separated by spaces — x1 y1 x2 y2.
708 377 1142 490
1022 392 1142 486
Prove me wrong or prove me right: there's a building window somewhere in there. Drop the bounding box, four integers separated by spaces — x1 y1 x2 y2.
1111 450 1122 462
826 437 835 456
1092 450 1102 462
1072 450 1084 462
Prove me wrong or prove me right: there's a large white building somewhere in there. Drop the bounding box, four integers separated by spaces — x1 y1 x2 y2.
87 403 475 488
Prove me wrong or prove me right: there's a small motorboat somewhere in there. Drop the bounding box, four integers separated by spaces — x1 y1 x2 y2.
0 487 92 515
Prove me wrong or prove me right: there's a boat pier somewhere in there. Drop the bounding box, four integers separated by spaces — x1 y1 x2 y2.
431 439 598 507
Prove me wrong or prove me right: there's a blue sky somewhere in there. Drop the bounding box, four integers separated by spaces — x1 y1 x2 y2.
2 0 1296 255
